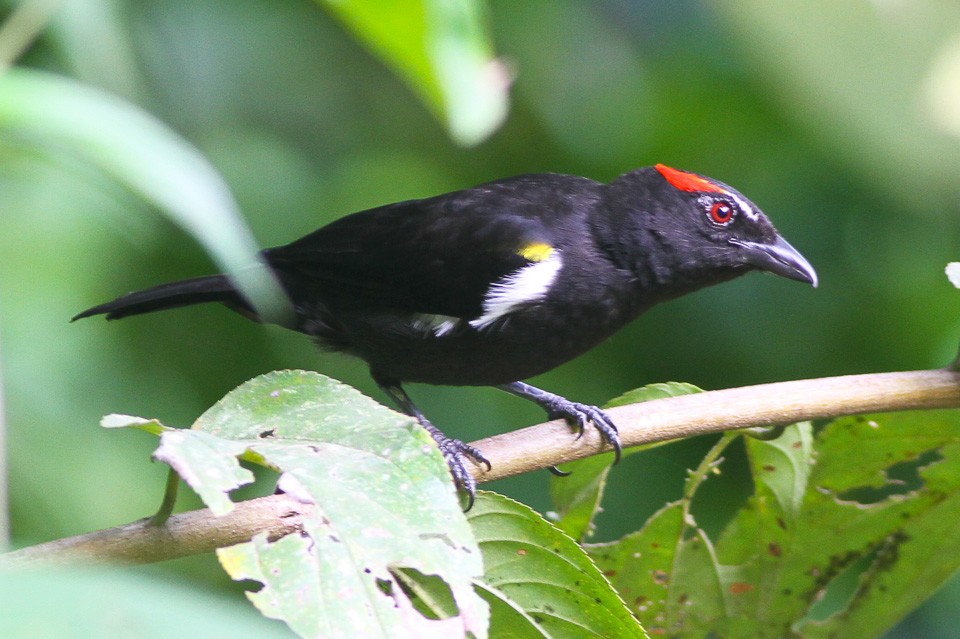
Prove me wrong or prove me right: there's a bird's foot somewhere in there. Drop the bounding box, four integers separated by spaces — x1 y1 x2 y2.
419 419 491 509
545 400 622 464
374 377 491 508
498 381 623 464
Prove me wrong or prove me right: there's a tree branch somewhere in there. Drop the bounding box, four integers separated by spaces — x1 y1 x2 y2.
473 367 960 481
4 368 960 567
3 492 311 567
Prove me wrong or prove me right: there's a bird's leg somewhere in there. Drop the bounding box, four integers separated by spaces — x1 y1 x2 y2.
374 376 491 506
497 381 623 464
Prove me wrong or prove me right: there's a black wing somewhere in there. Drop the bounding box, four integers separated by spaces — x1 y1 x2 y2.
264 177 579 319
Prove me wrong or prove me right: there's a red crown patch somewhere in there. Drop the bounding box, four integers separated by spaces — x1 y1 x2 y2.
655 164 727 195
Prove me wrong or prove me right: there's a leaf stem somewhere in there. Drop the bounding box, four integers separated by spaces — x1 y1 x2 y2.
148 468 180 527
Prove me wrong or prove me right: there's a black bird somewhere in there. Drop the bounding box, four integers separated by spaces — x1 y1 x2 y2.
74 164 817 499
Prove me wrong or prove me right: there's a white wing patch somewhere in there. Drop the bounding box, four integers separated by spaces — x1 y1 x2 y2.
470 250 563 329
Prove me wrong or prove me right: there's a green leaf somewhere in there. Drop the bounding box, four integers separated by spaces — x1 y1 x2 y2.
744 422 814 521
547 454 613 543
550 383 703 542
317 0 508 146
590 410 960 637
156 429 255 517
590 500 738 635
473 580 549 639
720 411 960 639
605 382 704 409
393 567 461 621
585 430 740 636
469 492 647 639
112 370 489 639
0 68 289 322
100 414 168 436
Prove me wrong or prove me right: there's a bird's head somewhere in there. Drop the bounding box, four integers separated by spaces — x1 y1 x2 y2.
603 164 818 293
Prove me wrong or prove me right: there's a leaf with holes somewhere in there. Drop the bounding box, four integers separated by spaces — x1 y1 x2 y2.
588 501 731 636
586 412 960 637
717 410 960 639
468 491 647 638
549 383 702 542
110 370 488 639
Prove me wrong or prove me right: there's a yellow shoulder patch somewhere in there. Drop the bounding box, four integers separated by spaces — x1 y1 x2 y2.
518 242 554 262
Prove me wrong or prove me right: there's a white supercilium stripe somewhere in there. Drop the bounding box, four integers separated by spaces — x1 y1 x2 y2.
470 251 563 329
728 191 758 221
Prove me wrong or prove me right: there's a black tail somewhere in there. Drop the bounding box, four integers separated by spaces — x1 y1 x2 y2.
72 274 251 321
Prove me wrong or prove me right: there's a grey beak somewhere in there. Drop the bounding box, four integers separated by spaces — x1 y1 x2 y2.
730 235 818 287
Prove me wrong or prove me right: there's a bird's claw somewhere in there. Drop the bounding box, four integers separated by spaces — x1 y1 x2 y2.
498 382 623 465
549 401 622 464
429 430 490 510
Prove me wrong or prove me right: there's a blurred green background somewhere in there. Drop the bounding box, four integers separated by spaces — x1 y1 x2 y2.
2 0 960 636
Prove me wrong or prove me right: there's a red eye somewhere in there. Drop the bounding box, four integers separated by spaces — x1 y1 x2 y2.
709 200 734 225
